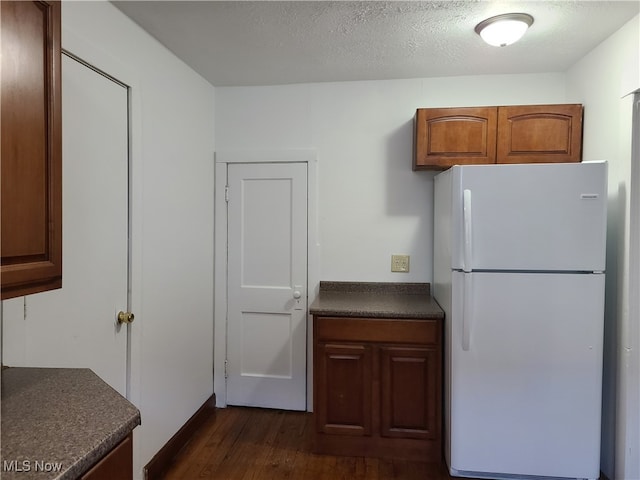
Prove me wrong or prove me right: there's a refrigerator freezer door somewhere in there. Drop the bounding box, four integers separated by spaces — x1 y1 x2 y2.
448 271 604 479
447 162 607 272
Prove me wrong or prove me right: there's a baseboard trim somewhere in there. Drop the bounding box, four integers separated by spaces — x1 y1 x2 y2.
144 393 216 480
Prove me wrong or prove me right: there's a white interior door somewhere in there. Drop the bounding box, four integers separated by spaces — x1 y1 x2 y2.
10 54 130 395
226 162 307 410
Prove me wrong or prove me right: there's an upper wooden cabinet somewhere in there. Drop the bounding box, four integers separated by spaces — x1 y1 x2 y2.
497 104 583 164
413 104 583 170
414 107 498 169
1 1 62 299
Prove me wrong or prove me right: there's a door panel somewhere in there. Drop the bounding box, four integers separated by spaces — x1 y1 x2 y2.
9 55 129 395
380 345 438 440
414 107 497 170
316 343 372 435
449 271 604 478
496 104 583 164
226 162 307 410
240 176 294 287
240 311 294 378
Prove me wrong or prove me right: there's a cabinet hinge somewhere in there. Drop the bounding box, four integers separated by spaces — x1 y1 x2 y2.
224 359 229 379
224 185 229 202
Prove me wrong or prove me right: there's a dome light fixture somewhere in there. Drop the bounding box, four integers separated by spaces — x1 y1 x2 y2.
475 13 534 47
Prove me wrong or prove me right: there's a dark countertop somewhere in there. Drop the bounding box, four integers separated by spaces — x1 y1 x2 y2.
1 367 141 480
309 281 444 319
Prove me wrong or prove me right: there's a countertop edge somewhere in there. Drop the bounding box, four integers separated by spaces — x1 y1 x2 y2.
318 281 430 295
309 281 444 319
308 308 443 319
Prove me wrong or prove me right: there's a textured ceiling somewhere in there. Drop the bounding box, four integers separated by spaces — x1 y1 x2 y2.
112 1 640 87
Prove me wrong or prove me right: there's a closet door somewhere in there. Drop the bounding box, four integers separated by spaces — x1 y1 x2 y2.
5 54 131 396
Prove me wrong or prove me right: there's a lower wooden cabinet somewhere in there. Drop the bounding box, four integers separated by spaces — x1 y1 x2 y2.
80 434 133 480
313 316 442 461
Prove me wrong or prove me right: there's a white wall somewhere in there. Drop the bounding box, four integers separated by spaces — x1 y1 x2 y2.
1 3 215 479
566 14 640 480
216 74 566 284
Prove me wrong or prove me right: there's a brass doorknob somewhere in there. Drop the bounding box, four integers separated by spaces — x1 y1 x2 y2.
117 311 135 324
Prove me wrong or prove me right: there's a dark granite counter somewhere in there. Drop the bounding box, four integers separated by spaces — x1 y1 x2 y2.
1 367 141 480
309 281 443 319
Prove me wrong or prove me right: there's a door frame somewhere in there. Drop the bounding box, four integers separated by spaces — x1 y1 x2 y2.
214 149 319 411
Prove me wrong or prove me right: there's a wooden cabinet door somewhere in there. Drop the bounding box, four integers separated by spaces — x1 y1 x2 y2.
315 343 372 436
380 345 440 440
1 1 62 299
414 107 497 170
80 435 133 480
497 104 583 164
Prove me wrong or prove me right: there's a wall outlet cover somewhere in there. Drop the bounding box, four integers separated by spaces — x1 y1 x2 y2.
391 254 410 273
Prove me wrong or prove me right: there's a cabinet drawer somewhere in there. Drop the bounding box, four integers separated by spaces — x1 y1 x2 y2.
315 316 440 345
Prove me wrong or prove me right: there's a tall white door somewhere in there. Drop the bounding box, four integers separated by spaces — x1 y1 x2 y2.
5 54 130 395
226 162 307 410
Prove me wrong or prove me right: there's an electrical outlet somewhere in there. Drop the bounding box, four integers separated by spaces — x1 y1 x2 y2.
391 254 410 273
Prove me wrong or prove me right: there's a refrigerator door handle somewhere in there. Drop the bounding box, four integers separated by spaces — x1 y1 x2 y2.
463 189 473 273
462 273 473 351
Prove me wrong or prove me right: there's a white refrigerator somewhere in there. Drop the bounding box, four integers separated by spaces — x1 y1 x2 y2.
433 161 607 480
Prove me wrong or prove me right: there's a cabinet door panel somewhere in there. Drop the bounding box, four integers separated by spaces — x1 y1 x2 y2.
80 435 132 480
380 346 440 440
414 107 497 170
497 104 583 163
316 343 372 436
1 1 62 298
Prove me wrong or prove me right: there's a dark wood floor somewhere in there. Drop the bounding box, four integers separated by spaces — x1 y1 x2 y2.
163 406 453 479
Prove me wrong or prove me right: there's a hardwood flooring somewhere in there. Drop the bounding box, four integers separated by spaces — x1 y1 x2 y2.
162 406 453 480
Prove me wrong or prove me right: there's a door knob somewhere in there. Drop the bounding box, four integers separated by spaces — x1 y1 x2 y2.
117 311 135 324
293 291 301 299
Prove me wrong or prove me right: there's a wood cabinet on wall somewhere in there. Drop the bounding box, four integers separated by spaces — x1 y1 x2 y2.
413 104 583 170
313 316 442 461
1 1 62 299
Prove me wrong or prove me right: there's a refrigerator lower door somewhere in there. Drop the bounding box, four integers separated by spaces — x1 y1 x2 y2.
448 271 605 480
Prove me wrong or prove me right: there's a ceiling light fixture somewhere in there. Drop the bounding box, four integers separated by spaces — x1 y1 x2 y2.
475 13 534 47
